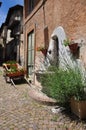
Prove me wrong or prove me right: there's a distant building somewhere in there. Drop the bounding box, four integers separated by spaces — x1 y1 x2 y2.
5 5 24 65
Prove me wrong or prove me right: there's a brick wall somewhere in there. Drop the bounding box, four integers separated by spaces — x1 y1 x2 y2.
24 0 86 72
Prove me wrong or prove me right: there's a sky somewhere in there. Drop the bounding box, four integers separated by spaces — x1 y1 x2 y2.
0 0 24 27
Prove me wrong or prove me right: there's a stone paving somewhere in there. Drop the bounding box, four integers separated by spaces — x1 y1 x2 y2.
0 67 86 130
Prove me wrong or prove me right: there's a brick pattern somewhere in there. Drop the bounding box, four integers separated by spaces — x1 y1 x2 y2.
24 0 86 72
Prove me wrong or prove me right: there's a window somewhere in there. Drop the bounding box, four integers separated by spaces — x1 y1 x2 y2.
27 31 35 76
25 0 40 17
29 0 35 13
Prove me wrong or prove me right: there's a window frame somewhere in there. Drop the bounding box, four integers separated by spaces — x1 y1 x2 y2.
27 30 35 76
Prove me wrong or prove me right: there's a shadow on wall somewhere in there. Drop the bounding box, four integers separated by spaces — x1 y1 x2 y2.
6 39 17 62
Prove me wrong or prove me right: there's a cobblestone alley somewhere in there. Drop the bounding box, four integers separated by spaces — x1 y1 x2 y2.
0 67 86 130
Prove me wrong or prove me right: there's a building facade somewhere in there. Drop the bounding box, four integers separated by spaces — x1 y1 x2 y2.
24 0 86 81
5 5 24 65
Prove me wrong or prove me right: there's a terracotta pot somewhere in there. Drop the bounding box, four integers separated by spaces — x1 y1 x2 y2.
71 97 86 119
68 43 78 54
41 49 47 56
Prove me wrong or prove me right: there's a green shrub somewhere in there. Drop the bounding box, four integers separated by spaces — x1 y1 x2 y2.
40 67 85 105
6 60 16 64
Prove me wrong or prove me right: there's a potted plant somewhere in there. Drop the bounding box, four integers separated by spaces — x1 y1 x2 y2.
37 46 47 56
64 38 78 54
40 67 82 104
3 61 26 78
40 65 86 119
66 67 86 119
70 84 86 119
63 38 70 46
6 68 26 77
3 60 18 69
70 97 86 119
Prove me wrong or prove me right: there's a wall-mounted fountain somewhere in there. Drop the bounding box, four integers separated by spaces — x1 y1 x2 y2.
35 26 86 86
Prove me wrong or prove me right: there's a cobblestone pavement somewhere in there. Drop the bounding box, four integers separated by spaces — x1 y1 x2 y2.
0 67 86 130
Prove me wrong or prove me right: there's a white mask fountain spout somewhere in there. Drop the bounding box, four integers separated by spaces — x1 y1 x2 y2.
47 26 77 69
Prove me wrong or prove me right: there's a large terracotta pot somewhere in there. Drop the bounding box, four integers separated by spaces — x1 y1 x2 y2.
71 97 86 119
